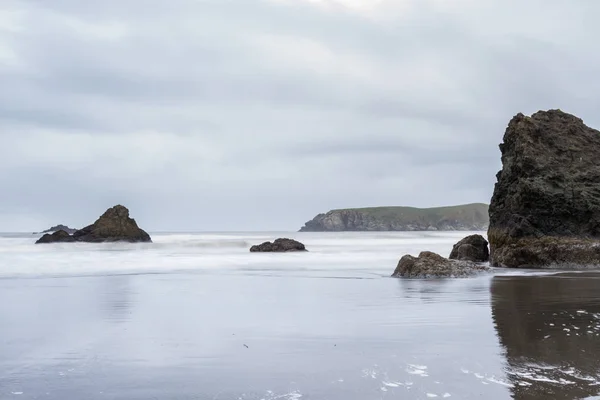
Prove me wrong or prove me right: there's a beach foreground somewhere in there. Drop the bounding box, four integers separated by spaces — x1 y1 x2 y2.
1 232 599 399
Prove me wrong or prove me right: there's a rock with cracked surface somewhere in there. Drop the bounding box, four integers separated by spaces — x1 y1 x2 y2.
488 109 600 268
391 251 490 278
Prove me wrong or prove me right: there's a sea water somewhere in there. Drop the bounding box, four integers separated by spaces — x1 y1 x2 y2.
0 231 599 399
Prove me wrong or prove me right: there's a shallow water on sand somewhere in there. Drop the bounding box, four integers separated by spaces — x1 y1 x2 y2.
1 231 599 399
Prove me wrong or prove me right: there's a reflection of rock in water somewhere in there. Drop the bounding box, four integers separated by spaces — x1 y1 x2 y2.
396 278 490 304
394 278 454 304
491 273 600 400
101 275 134 323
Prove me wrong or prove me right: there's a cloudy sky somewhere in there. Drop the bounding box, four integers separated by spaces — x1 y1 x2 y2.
1 0 598 231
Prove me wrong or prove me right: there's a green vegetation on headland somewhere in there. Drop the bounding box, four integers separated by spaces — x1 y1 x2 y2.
299 203 489 232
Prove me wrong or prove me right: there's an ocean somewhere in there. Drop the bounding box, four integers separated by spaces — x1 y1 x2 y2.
1 231 599 400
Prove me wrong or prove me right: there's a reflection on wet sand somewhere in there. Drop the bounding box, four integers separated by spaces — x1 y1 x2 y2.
491 273 600 400
100 275 135 323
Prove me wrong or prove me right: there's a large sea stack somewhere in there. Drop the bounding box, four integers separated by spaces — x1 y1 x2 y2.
35 205 151 244
488 109 600 268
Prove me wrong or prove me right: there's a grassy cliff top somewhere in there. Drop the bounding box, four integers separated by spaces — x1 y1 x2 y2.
329 203 489 220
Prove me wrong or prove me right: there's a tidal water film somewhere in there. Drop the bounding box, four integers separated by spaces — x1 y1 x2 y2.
1 232 599 399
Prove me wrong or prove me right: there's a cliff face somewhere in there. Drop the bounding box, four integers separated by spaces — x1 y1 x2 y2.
488 109 600 268
299 203 489 232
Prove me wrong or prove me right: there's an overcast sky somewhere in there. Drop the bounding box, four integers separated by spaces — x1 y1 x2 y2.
1 0 599 231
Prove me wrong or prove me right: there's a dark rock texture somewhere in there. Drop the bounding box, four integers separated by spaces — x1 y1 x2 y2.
488 109 600 268
449 234 489 262
299 203 489 232
35 230 76 244
391 251 490 278
250 238 307 252
35 205 151 244
41 224 77 234
73 205 151 243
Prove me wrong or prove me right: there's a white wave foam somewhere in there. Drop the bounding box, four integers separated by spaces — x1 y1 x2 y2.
382 381 403 388
461 368 514 388
406 364 429 376
0 231 488 279
266 391 302 400
507 363 600 388
2 230 580 280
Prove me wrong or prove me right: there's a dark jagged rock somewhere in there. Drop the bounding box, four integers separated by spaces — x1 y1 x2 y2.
35 230 76 244
41 224 77 234
488 109 600 268
449 234 489 262
249 238 307 252
391 251 490 278
72 205 151 243
299 203 489 232
35 205 151 244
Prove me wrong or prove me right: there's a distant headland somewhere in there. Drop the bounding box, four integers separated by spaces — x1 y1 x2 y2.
299 203 489 232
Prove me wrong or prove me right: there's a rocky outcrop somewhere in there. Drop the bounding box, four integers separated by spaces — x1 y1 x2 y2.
73 205 151 243
35 230 76 244
488 109 600 268
449 234 489 262
250 238 307 252
391 251 490 278
299 203 489 232
40 224 77 234
35 205 151 244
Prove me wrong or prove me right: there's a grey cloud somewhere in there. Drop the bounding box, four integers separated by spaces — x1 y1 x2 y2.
1 0 599 230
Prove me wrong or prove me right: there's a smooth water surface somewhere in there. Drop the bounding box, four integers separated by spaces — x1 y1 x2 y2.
1 231 599 400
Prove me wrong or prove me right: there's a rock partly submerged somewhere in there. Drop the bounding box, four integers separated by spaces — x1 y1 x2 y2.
449 234 490 262
488 109 600 268
35 205 151 244
35 229 76 244
392 251 490 278
250 238 307 252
